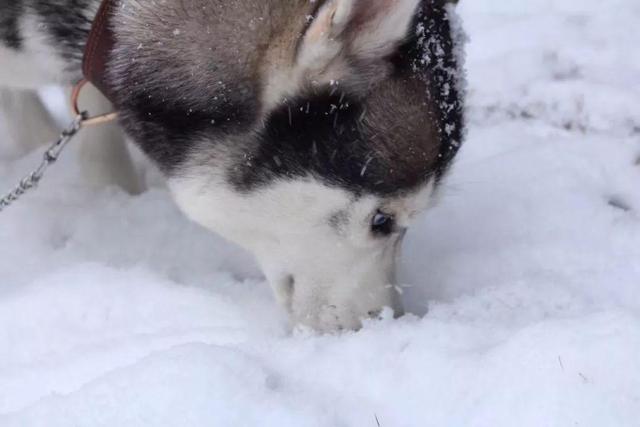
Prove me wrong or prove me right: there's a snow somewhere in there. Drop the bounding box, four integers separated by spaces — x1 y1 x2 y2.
1 0 639 425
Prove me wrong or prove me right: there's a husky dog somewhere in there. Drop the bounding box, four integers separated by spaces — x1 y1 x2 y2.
0 0 465 332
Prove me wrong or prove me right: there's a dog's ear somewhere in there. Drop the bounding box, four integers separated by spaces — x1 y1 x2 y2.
298 0 421 68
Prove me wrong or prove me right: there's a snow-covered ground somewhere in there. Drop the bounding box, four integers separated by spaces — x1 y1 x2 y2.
1 0 639 425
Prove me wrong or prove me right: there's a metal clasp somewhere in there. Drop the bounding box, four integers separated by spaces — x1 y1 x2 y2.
71 79 118 126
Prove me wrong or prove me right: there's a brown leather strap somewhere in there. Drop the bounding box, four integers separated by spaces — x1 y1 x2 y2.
82 0 117 101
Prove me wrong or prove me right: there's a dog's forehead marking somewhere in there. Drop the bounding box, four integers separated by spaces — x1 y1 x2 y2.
229 84 441 197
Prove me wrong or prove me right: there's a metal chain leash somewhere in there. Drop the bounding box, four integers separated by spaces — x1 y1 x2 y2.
0 113 87 212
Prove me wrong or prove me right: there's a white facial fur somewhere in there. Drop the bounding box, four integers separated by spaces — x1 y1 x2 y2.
169 169 436 332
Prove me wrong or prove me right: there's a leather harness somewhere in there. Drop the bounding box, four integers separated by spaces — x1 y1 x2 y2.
83 0 117 100
71 0 118 124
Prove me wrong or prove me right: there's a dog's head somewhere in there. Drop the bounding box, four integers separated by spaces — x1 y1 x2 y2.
110 0 464 331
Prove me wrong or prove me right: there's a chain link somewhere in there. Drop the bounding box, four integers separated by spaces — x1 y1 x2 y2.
0 113 87 213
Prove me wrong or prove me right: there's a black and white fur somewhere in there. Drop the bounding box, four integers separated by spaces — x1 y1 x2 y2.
1 0 465 332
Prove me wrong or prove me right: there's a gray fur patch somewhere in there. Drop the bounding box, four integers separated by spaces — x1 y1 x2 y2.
0 0 24 50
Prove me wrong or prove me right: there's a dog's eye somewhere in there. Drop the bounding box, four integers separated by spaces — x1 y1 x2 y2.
371 211 395 236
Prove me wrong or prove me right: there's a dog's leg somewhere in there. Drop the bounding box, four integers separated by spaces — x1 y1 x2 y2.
71 84 144 195
0 88 59 159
